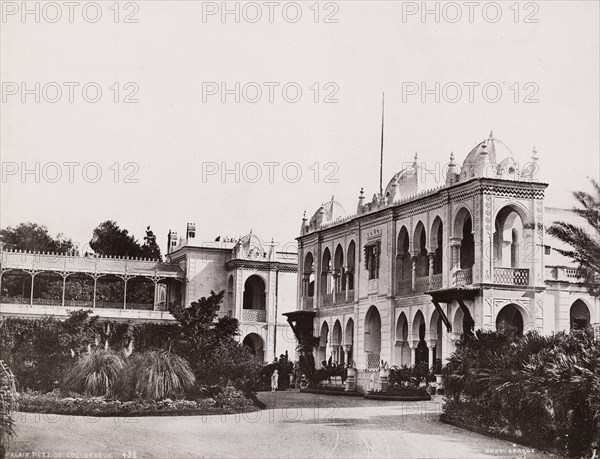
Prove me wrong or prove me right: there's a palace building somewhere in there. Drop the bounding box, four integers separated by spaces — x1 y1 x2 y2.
0 226 297 363
294 133 599 391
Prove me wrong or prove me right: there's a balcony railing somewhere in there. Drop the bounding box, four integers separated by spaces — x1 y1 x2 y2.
322 293 333 307
414 276 430 293
242 309 267 322
346 289 355 303
430 273 443 290
453 267 473 287
397 279 412 295
304 296 314 309
494 267 529 286
1 296 155 310
366 352 381 370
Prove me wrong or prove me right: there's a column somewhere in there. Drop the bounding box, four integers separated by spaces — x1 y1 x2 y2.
427 340 437 367
428 251 435 288
411 256 417 291
409 340 418 366
121 276 131 309
450 238 461 285
26 270 38 306
61 273 67 307
344 267 350 302
153 279 159 311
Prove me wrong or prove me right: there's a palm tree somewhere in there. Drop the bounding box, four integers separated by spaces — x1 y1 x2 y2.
547 179 600 296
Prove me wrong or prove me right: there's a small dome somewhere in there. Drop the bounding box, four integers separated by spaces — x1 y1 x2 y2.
309 197 346 229
237 231 265 259
384 155 419 202
460 132 514 181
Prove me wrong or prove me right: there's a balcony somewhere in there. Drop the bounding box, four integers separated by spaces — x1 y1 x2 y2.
430 273 443 290
242 309 267 322
397 279 412 295
365 352 381 370
347 289 355 303
304 296 314 309
414 276 430 293
322 293 333 308
494 267 529 286
453 267 473 287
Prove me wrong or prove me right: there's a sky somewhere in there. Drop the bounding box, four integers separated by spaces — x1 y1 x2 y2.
1 0 599 254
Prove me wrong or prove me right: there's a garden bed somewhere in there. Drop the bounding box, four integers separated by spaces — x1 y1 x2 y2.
18 390 259 417
364 392 431 401
300 388 363 397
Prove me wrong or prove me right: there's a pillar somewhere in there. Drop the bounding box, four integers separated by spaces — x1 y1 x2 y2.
411 256 417 291
428 251 435 288
153 280 159 311
409 340 418 366
344 269 350 303
61 273 67 307
427 340 437 367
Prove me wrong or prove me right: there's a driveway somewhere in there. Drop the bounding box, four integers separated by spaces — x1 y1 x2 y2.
9 391 557 458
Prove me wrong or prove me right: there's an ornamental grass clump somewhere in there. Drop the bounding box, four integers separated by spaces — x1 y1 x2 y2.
116 349 195 401
62 349 125 397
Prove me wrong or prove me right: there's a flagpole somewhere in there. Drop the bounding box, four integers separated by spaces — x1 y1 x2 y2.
379 92 385 198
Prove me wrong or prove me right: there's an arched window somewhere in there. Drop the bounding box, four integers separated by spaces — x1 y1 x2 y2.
334 244 344 292
460 216 474 269
570 300 591 330
243 275 265 310
364 306 382 368
347 241 356 291
496 304 524 338
321 248 332 295
243 333 265 362
494 206 524 268
431 218 443 275
303 252 315 298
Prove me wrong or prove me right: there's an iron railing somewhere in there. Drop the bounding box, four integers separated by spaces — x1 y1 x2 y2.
453 267 473 287
366 352 381 369
242 309 267 322
397 279 412 295
493 267 529 286
430 273 443 290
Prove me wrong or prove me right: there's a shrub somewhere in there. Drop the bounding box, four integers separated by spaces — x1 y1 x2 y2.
0 361 18 459
62 350 125 397
116 350 195 401
443 328 600 457
389 362 433 388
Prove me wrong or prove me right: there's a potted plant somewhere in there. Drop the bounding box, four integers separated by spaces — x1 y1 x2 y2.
345 360 357 392
432 358 445 395
379 360 390 392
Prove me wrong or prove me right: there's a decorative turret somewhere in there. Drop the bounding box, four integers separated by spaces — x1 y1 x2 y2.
300 210 308 235
357 188 365 212
445 152 460 186
520 146 540 181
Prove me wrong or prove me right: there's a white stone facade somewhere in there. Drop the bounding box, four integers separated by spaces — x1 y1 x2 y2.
296 134 599 389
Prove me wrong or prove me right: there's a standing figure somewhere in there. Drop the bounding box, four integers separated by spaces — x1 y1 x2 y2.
271 369 279 392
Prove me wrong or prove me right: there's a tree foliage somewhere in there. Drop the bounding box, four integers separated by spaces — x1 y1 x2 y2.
548 179 600 296
168 291 262 393
89 221 161 260
0 222 76 253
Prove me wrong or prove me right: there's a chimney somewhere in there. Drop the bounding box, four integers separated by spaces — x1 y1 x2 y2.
186 223 196 243
167 230 178 254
